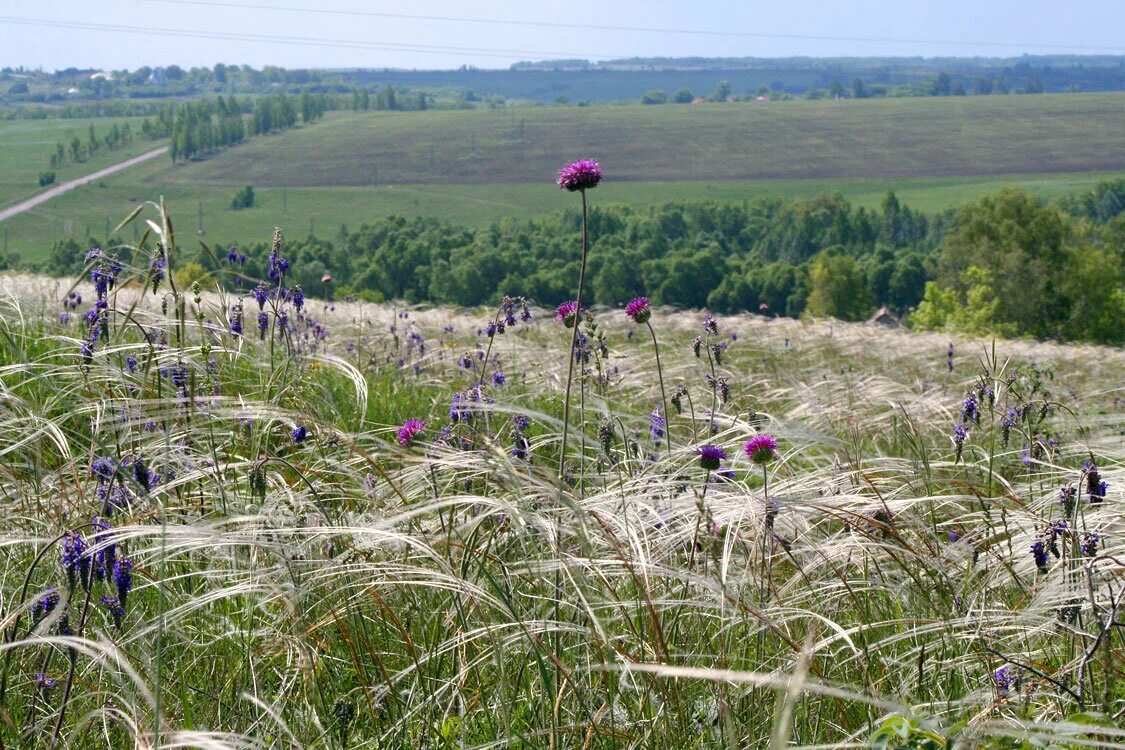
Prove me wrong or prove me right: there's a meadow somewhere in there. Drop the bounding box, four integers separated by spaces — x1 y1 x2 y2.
0 117 159 209
0 196 1121 747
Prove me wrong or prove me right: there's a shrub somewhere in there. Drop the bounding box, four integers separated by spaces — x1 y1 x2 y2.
38 170 55 188
230 184 255 210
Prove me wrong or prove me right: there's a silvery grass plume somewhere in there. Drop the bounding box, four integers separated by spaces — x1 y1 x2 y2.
0 205 1121 748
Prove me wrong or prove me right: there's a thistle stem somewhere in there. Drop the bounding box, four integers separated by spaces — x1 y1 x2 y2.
559 189 589 477
646 320 672 458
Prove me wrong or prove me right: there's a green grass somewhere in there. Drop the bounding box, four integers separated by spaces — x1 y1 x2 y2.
0 117 159 208
162 94 1125 186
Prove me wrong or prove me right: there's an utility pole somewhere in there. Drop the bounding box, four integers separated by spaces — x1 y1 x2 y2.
309 217 314 237
198 201 204 235
282 187 287 215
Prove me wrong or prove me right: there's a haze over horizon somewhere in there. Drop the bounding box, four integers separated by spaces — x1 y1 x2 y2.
3 0 1125 72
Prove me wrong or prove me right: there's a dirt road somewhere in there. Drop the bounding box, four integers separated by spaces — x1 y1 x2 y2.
0 146 168 223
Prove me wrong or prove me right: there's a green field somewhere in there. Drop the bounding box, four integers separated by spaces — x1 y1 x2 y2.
3 94 1125 261
0 117 159 208
162 94 1125 186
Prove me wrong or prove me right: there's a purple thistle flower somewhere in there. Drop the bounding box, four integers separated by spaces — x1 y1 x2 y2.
555 300 579 327
397 419 426 448
698 444 727 471
625 296 650 324
556 159 603 192
743 434 778 465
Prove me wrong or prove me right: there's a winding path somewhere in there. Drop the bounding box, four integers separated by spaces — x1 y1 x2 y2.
0 146 169 223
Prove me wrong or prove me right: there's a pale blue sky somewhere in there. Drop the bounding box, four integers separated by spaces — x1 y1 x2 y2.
2 0 1124 71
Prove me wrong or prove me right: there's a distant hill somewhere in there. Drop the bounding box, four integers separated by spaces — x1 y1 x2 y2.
160 93 1125 187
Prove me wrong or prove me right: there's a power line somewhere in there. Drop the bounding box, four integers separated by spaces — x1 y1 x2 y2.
0 15 615 61
143 0 1125 53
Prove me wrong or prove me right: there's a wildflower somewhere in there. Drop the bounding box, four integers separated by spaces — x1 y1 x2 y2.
229 304 243 336
1031 540 1049 573
952 423 969 462
670 384 687 415
32 587 60 620
291 425 308 443
267 229 289 281
714 466 735 482
113 558 134 612
993 666 1015 697
396 419 426 448
597 419 614 454
625 296 650 325
36 673 57 691
765 500 780 529
649 408 666 445
253 282 269 309
290 285 304 311
556 158 603 192
1081 532 1100 557
459 353 474 369
691 336 703 357
702 314 718 336
698 445 727 471
555 300 579 327
226 247 239 264
1059 483 1077 517
492 371 506 386
100 595 125 629
960 393 979 425
946 342 954 372
61 533 90 591
743 434 778 465
91 457 118 482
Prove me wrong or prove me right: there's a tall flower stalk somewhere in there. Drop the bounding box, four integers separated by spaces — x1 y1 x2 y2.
626 297 672 457
556 159 602 475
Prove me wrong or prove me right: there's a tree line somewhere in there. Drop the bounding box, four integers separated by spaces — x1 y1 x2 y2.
46 122 134 170
41 183 1124 344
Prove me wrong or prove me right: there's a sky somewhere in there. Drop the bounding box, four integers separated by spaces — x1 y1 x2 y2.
3 0 1125 71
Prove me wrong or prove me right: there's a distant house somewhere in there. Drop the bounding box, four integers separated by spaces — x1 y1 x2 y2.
755 95 769 102
867 306 900 327
65 87 80 95
90 71 114 81
692 97 705 104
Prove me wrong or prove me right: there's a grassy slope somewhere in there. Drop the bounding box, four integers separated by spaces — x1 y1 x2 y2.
161 94 1125 186
0 117 159 207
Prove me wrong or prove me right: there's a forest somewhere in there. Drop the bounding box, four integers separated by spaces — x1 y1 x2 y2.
40 180 1125 344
